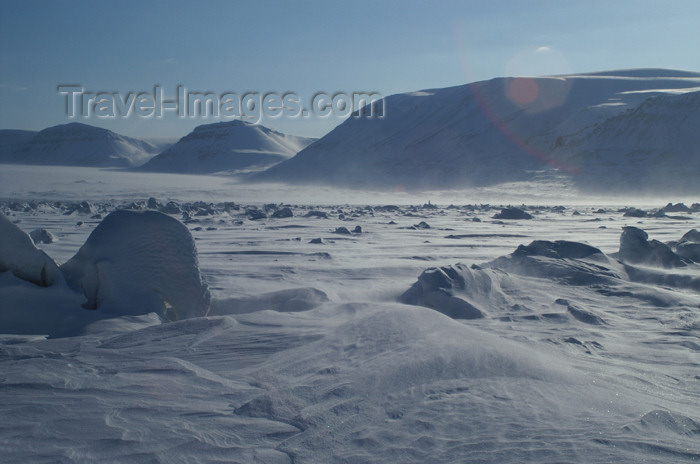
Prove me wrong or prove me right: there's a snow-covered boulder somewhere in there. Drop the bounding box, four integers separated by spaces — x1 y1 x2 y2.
674 229 700 263
0 213 63 287
618 226 688 268
270 207 294 218
29 228 55 244
493 207 533 220
681 229 700 243
209 287 329 315
401 239 619 320
60 210 210 319
400 264 486 319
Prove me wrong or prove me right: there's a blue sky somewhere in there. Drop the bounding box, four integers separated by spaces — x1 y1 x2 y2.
1 0 699 140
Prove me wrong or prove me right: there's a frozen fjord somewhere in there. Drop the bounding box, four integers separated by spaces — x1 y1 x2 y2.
1 172 699 463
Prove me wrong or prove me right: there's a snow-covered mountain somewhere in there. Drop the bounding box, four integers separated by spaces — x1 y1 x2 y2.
4 123 160 168
0 129 38 162
550 89 700 192
254 69 700 192
139 120 315 174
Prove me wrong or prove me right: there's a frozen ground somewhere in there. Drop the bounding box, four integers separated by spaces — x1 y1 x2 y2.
1 165 699 463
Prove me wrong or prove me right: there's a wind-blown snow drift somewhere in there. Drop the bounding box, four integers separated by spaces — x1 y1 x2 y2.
2 202 700 462
402 229 700 321
0 210 210 336
0 213 63 287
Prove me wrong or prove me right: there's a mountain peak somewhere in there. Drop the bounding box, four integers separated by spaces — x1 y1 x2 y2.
140 121 315 174
4 122 159 168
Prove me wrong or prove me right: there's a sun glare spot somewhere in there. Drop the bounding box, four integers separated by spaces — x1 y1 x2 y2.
509 78 540 105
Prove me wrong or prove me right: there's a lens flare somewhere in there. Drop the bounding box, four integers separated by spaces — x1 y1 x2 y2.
509 78 540 105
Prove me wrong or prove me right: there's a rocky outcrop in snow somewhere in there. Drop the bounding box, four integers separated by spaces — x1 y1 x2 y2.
669 229 700 263
618 226 689 268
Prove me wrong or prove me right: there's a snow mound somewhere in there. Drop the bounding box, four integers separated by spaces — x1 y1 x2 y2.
209 287 329 315
401 237 699 323
0 213 63 287
399 264 486 319
60 210 210 319
672 229 700 263
488 240 616 286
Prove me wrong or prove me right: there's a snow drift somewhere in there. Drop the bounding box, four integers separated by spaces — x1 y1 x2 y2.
402 228 700 321
2 200 700 462
0 213 63 287
60 210 211 319
1 210 210 336
139 119 315 174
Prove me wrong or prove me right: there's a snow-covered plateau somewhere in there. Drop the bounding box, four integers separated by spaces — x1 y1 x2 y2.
1 165 699 463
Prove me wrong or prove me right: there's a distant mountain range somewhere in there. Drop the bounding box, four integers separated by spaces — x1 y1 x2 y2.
0 123 161 168
253 69 700 193
2 69 699 193
139 120 315 174
0 120 314 173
